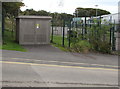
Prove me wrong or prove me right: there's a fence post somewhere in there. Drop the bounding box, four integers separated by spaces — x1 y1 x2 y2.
85 17 87 34
68 21 71 48
99 16 102 29
112 20 115 51
62 20 65 47
76 21 77 31
110 27 112 46
82 23 84 40
96 18 99 41
2 3 4 42
90 17 92 28
51 20 54 43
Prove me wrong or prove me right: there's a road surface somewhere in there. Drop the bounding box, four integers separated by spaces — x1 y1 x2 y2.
2 60 118 87
1 45 119 87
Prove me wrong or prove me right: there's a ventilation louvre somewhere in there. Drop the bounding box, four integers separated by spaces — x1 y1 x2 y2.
37 34 46 43
24 34 35 42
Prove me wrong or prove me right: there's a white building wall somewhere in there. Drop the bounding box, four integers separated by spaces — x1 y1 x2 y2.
51 27 68 36
101 13 118 24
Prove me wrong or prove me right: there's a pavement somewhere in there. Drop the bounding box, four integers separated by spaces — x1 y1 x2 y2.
1 45 118 69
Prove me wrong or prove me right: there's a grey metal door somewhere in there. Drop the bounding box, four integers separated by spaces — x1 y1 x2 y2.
20 19 35 44
35 20 50 44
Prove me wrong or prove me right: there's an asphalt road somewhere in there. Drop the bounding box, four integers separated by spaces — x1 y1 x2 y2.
1 45 119 87
2 45 118 68
2 61 118 87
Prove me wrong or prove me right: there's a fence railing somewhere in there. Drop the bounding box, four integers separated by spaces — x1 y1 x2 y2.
51 17 118 52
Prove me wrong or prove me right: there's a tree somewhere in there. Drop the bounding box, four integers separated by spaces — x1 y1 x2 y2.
21 9 73 26
21 9 50 16
2 2 24 41
21 9 37 15
75 7 111 17
3 2 24 18
37 10 50 16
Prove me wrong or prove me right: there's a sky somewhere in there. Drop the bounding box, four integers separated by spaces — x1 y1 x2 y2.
21 0 119 14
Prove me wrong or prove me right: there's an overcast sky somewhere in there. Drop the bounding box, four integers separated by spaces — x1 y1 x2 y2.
21 0 119 14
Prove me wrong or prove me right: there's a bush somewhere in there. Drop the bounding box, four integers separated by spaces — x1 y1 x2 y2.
98 41 111 53
67 30 77 38
71 40 92 53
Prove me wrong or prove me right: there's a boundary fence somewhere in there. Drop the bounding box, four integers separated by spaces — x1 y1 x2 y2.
51 14 119 52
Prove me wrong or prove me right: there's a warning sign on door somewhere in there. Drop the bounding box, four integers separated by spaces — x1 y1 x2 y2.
36 24 40 29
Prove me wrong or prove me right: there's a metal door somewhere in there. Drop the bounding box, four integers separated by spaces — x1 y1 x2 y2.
35 20 50 44
20 19 35 45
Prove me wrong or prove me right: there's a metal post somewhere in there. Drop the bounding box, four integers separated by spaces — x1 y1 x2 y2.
2 2 4 41
76 21 77 31
99 16 101 29
68 21 71 48
62 20 65 47
51 20 54 43
0 2 2 45
112 20 115 51
97 18 99 40
68 23 71 48
76 9 78 31
90 17 92 28
109 16 112 49
82 23 84 40
85 17 87 36
110 27 112 46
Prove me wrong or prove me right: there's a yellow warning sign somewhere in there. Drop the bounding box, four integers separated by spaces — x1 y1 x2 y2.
36 24 40 29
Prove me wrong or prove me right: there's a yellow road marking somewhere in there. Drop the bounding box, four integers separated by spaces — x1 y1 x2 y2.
9 57 119 68
0 61 118 71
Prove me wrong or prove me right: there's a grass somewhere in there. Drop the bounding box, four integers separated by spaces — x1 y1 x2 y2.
1 30 27 52
51 43 69 52
1 31 68 52
51 35 69 52
52 35 69 47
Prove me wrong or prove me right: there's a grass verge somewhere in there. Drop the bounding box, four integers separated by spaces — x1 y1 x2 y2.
1 30 27 52
51 35 120 55
51 43 69 52
52 35 68 47
51 35 70 52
